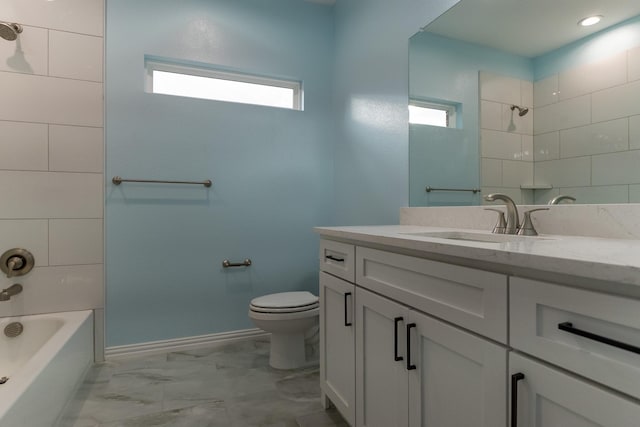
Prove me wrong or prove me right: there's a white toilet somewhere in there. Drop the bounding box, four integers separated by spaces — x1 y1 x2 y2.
249 291 319 370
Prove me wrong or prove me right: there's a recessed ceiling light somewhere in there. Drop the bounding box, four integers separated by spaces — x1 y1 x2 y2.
578 15 603 27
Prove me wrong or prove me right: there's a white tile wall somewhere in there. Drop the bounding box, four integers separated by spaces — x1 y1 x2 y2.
0 220 48 266
0 0 104 357
49 31 103 82
480 72 522 105
534 95 591 135
534 157 591 188
0 121 48 170
49 219 103 266
481 158 502 187
534 132 559 161
533 75 558 108
554 185 630 205
521 80 533 108
0 72 103 126
481 129 523 160
0 265 104 318
629 46 640 82
631 115 640 150
522 135 533 161
592 80 640 123
50 125 104 173
502 160 533 188
631 185 640 203
558 51 627 100
480 100 502 131
592 150 640 186
0 171 103 219
560 119 629 158
1 0 104 36
0 25 48 75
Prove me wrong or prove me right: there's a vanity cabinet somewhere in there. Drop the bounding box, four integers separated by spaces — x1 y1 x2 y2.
510 353 640 426
319 237 640 427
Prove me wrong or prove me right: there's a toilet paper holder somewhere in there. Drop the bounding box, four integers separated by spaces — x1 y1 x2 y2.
222 259 252 268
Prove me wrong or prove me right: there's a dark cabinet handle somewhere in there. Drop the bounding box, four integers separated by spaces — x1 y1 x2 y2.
344 292 352 327
406 323 417 370
558 322 640 355
511 373 525 427
394 317 404 361
326 255 345 263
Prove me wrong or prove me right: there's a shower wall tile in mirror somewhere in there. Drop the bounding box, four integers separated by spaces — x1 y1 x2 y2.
480 46 640 205
480 72 534 204
533 47 640 204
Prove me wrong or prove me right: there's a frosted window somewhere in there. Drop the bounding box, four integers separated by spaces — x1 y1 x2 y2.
409 101 457 128
147 61 302 110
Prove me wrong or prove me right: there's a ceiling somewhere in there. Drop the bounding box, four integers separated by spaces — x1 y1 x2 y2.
424 0 640 57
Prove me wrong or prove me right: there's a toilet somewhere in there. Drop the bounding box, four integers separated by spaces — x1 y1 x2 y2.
249 291 319 370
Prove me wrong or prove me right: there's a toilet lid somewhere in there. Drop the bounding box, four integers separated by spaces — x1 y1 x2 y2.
250 291 318 310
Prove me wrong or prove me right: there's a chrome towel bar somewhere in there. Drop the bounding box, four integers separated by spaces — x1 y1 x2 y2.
425 186 480 194
112 176 212 187
222 259 252 268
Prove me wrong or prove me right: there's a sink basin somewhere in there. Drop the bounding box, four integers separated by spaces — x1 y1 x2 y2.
402 231 554 244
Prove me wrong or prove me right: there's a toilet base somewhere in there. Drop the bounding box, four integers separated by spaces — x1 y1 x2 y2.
269 332 307 370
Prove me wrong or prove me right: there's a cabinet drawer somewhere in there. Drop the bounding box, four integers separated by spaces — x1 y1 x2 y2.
356 247 508 343
319 239 355 282
511 277 640 400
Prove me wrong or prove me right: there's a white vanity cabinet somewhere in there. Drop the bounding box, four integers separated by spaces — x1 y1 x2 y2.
319 239 357 425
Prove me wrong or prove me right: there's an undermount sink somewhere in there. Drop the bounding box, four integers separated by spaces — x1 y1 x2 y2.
402 231 555 244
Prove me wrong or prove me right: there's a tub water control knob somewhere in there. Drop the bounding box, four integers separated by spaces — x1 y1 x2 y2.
0 248 34 278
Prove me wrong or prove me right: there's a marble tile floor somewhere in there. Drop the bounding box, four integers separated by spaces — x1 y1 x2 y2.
57 338 348 427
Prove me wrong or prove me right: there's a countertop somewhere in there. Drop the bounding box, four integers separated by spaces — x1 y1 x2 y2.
315 225 640 291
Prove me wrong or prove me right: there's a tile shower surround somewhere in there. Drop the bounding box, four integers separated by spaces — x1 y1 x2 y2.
0 0 105 357
59 339 347 427
480 45 640 204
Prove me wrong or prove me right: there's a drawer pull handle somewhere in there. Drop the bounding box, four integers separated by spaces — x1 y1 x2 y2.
394 317 404 362
344 292 352 327
326 255 345 263
511 372 525 427
406 323 417 370
558 322 640 355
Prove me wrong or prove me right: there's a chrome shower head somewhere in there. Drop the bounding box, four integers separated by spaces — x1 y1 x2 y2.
510 105 529 117
0 22 23 41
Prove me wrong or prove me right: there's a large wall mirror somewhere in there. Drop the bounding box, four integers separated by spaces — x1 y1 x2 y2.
409 0 640 207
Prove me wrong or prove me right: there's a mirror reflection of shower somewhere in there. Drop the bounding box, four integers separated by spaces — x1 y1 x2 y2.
510 105 529 117
0 22 22 41
0 21 32 74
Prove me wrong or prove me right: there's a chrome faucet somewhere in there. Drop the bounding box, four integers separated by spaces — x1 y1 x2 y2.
0 284 23 301
548 195 576 205
484 193 519 234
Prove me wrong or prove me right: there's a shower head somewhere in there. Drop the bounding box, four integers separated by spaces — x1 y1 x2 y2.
0 22 23 41
510 105 529 117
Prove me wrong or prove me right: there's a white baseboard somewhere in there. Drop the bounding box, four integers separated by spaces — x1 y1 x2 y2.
105 328 270 360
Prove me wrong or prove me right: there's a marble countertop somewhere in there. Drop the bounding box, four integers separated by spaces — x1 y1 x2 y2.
315 225 640 288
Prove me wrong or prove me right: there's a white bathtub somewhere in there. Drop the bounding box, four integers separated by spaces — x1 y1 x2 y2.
0 310 93 427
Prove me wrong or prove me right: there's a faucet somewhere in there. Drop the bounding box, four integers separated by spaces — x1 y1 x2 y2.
484 193 519 234
0 284 23 301
5 256 23 278
548 195 576 205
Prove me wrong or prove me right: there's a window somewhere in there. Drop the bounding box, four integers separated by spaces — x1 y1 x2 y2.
409 100 457 128
146 60 302 110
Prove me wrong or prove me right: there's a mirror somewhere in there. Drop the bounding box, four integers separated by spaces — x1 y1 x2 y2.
409 0 640 206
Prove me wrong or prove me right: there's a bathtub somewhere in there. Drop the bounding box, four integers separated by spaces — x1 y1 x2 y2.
0 310 93 427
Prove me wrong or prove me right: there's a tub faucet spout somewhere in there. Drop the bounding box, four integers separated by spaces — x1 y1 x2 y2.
0 284 23 301
483 193 519 234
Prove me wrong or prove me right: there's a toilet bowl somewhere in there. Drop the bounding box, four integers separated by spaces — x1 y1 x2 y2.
249 291 319 370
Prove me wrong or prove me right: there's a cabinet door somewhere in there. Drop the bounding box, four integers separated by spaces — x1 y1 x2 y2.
320 271 355 425
407 310 507 427
355 287 409 427
510 353 640 427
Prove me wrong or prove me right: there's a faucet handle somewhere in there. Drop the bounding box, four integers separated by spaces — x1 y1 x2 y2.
517 208 549 236
484 208 507 234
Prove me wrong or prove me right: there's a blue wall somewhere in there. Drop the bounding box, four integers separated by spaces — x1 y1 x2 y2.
331 0 460 225
408 33 531 206
105 0 334 346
